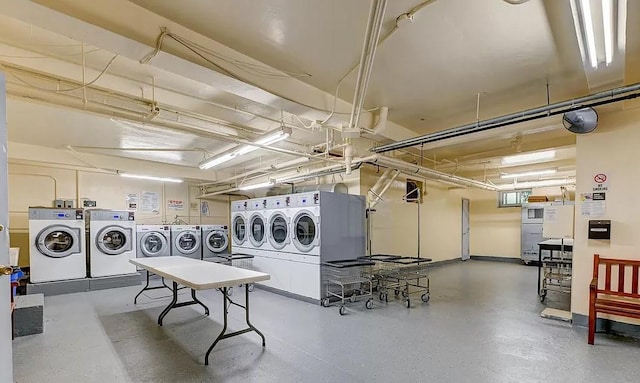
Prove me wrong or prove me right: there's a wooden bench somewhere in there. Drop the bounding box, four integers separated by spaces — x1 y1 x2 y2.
588 254 640 344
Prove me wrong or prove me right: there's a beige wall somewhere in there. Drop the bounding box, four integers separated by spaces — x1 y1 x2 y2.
571 107 640 325
8 161 231 267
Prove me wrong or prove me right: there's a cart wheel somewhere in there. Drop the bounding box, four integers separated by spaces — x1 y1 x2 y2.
227 287 233 296
372 285 379 292
394 290 400 296
247 283 254 292
321 298 330 307
421 293 430 303
350 294 357 303
365 299 374 310
405 299 411 308
540 294 546 303
402 291 408 298
379 292 385 301
339 306 346 316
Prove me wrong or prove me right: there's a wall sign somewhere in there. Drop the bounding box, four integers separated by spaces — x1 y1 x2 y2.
167 199 185 210
580 192 606 217
141 191 160 214
126 193 138 211
592 173 609 192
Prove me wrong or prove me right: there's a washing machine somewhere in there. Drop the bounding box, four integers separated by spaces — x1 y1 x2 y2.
231 200 249 252
289 192 321 256
247 198 268 251
265 195 291 252
136 225 171 258
29 207 86 283
85 209 137 277
171 225 202 258
201 225 229 259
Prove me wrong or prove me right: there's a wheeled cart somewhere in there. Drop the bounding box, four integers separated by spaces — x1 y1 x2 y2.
539 258 572 303
321 259 375 315
360 255 432 308
204 254 256 295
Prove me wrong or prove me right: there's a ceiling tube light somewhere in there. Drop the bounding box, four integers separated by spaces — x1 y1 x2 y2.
602 0 614 65
502 150 555 165
238 181 275 191
199 152 236 170
580 0 598 68
500 169 557 179
496 178 575 191
119 173 183 183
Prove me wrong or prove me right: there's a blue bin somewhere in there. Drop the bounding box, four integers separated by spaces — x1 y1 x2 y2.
10 268 23 297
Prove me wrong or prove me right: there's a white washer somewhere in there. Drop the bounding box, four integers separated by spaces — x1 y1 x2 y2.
247 198 268 251
265 195 291 252
231 200 249 252
29 207 86 283
288 192 320 256
136 225 171 258
201 225 229 258
85 209 137 277
171 225 202 258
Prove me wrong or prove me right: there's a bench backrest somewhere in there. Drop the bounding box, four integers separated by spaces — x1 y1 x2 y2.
593 254 640 299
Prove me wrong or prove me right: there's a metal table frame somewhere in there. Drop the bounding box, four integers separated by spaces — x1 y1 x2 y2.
537 241 573 297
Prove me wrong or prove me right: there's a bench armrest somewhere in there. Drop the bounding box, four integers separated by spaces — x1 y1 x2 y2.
589 278 598 290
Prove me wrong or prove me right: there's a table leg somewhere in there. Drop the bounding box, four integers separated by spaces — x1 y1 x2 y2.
156 282 211 326
192 288 210 316
205 284 266 365
134 270 174 304
537 247 542 296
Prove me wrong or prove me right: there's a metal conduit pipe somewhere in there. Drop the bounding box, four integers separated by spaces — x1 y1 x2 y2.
369 168 394 196
198 157 321 187
371 82 640 153
369 170 400 209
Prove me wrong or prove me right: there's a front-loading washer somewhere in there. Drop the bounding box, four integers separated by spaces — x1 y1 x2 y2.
85 209 137 277
170 225 202 258
29 207 86 283
136 225 171 258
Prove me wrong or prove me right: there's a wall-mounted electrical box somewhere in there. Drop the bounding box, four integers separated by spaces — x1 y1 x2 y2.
64 200 74 208
53 199 64 208
588 220 611 240
83 200 97 208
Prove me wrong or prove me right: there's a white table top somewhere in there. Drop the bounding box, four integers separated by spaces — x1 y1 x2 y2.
130 256 270 291
539 239 574 247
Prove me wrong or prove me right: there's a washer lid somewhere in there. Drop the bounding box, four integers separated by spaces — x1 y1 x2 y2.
206 230 229 253
140 231 168 257
232 215 247 246
291 210 320 252
96 226 133 255
174 230 201 254
36 225 81 258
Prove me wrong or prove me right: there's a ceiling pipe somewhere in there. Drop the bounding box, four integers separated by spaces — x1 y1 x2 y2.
371 82 640 153
198 157 317 187
369 169 400 209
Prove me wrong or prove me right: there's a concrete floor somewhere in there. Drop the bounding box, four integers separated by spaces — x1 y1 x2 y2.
12 260 640 383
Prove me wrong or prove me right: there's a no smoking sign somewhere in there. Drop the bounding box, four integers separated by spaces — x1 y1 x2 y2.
593 173 609 192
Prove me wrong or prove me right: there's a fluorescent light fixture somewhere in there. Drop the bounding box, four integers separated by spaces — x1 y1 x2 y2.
500 169 557 179
603 0 614 65
496 178 575 191
199 152 236 170
580 0 598 68
238 181 274 191
120 173 183 183
502 150 555 165
198 127 292 170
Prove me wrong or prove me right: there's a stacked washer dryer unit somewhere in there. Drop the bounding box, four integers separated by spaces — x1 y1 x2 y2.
85 209 137 277
253 191 366 300
170 225 202 258
230 200 249 254
29 207 86 283
201 225 229 259
136 225 172 259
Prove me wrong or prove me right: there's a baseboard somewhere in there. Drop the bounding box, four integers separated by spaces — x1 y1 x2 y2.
254 284 319 305
470 255 523 264
27 273 141 296
572 313 640 340
429 258 462 268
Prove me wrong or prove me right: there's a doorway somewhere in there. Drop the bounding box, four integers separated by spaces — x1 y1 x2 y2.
461 198 470 261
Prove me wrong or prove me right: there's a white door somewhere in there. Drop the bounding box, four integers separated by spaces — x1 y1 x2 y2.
461 198 470 261
0 73 14 382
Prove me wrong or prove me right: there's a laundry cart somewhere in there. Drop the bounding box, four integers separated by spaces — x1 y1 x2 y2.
539 257 572 303
321 259 375 315
203 253 255 294
361 255 432 308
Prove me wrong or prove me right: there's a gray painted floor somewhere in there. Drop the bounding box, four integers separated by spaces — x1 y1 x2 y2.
12 260 640 383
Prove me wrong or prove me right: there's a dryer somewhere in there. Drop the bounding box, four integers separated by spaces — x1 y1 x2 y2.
202 225 229 259
171 225 202 258
265 195 291 252
247 198 268 251
85 209 136 277
136 225 171 258
29 207 86 283
231 200 249 252
289 192 321 256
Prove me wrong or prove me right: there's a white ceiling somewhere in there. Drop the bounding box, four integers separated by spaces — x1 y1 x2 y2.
0 0 637 187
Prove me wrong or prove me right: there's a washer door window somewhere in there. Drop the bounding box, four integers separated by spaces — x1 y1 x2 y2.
140 232 168 257
206 230 228 253
36 225 81 258
292 211 319 252
175 231 200 255
96 226 132 255
268 213 289 250
249 213 266 247
232 215 247 246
